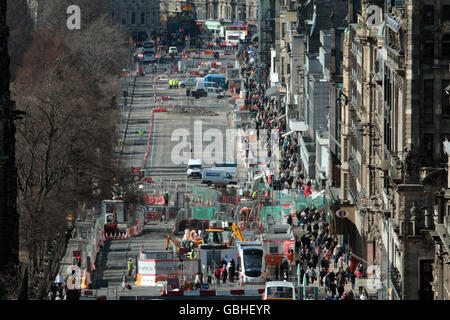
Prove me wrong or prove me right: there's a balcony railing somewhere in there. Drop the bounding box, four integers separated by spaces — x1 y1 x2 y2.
390 264 402 297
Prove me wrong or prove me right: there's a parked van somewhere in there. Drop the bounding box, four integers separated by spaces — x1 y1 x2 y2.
169 46 178 55
202 168 237 186
191 80 219 98
187 159 202 178
206 87 224 99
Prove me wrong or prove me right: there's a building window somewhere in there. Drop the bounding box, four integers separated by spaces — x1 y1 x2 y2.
424 79 434 123
443 5 450 21
423 134 434 166
442 80 450 118
141 12 145 25
132 12 136 25
122 13 127 25
423 5 434 25
442 34 450 58
424 38 434 61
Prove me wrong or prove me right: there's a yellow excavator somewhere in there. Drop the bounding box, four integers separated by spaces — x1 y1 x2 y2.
165 235 184 253
228 223 247 247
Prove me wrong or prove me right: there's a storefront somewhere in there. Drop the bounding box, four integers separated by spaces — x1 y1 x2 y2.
204 20 222 38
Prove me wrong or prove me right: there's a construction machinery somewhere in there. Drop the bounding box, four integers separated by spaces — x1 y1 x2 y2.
228 223 247 247
165 234 190 258
102 200 127 234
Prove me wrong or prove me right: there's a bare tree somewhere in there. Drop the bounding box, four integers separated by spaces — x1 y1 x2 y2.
66 15 128 81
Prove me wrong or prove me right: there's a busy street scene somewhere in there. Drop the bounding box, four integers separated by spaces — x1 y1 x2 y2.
1 0 450 303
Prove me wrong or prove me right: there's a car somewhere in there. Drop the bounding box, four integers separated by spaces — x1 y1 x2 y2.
143 54 155 63
180 78 197 88
169 47 178 55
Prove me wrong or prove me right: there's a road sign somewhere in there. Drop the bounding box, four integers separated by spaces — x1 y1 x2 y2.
336 209 349 218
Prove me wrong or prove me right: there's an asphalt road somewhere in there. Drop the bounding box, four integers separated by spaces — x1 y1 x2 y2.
93 53 263 300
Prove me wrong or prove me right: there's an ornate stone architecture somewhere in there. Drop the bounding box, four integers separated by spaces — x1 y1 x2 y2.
338 0 450 300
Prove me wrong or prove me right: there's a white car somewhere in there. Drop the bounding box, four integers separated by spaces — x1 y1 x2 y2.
169 47 178 55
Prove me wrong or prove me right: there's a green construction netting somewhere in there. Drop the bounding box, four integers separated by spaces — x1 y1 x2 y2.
277 191 325 209
259 191 325 222
192 206 217 220
191 186 221 204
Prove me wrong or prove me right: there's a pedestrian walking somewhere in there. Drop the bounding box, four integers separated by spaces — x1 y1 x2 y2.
122 272 127 291
360 290 368 300
350 272 356 290
324 273 330 296
221 264 228 284
319 268 327 287
307 267 316 284
214 266 221 285
330 281 337 297
337 255 345 270
127 258 133 277
274 264 280 280
194 273 202 290
228 258 235 282
54 272 64 295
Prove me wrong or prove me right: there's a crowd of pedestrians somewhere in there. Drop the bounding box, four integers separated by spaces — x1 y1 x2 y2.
275 205 369 300
240 50 305 191
239 44 372 300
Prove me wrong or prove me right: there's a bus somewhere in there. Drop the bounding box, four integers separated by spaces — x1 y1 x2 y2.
225 25 247 46
236 241 265 284
143 40 156 54
263 281 296 300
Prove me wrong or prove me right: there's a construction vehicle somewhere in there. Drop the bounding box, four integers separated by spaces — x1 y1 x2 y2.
203 228 224 245
102 200 128 234
228 223 247 247
165 235 189 258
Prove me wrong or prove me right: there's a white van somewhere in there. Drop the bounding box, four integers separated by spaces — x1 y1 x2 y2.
191 80 219 98
206 87 224 99
169 46 178 55
187 159 202 178
263 281 296 300
202 168 238 186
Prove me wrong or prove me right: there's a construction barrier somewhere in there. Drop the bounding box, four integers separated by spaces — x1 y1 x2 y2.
145 211 162 223
105 231 130 241
141 107 168 172
135 259 199 287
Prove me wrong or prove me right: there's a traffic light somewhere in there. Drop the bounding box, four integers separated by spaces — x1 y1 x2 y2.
185 35 188 41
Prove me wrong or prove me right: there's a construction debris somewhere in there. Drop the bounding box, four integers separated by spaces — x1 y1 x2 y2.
170 106 219 116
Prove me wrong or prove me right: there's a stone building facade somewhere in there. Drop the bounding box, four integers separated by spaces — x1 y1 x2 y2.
111 0 161 41
338 0 450 300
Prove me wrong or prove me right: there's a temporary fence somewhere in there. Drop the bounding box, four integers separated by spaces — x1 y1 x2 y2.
191 185 221 205
135 258 200 287
191 206 217 220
